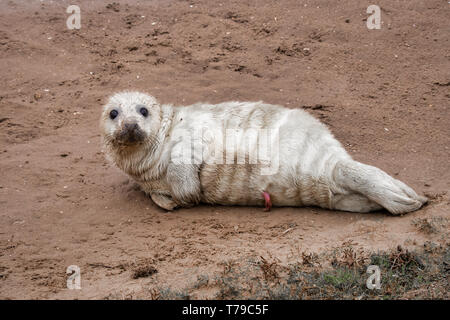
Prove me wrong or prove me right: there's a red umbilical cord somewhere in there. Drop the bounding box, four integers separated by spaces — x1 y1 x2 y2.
262 191 272 211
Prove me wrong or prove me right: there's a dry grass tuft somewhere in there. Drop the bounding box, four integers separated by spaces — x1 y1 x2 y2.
131 259 158 279
259 256 281 282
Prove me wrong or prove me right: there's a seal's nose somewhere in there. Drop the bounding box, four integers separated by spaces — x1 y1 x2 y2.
124 122 139 132
118 122 144 144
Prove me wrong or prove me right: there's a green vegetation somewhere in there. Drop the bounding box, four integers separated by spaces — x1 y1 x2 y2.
147 242 449 300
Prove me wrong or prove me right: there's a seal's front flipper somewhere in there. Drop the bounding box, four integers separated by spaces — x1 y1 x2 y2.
151 193 178 211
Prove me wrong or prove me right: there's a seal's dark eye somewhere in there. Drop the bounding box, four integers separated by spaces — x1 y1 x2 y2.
139 107 148 117
109 109 118 120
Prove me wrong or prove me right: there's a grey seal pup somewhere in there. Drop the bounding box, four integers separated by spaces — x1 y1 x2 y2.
100 91 427 214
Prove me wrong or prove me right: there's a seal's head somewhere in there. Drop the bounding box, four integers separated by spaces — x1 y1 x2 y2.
100 91 162 153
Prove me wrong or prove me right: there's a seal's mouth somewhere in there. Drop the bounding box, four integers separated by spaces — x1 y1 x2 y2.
114 122 146 146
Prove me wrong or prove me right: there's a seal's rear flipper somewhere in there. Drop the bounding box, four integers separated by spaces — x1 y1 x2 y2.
332 160 427 215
